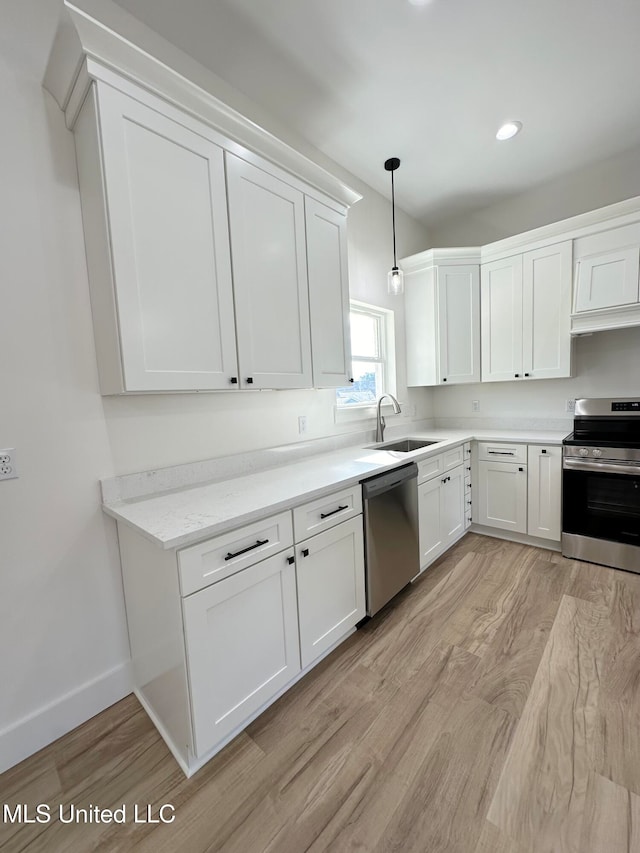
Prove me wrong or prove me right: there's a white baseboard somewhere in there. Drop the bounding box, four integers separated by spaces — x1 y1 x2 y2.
0 661 132 775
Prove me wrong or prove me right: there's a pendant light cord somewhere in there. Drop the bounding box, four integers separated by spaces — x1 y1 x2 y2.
391 168 397 267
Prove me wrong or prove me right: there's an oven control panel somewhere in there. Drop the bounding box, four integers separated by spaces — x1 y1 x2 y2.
611 401 640 411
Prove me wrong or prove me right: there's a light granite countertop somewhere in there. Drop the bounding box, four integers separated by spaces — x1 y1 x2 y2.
103 428 568 550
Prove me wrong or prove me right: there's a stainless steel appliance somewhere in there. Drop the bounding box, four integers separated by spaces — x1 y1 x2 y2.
562 397 640 573
362 462 419 616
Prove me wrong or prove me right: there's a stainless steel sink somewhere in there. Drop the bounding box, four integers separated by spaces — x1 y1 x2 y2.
366 438 440 452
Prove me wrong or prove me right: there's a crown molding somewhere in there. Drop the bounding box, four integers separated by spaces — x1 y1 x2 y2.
43 0 362 209
400 246 481 272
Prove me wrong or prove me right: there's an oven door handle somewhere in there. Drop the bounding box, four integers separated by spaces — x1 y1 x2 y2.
563 458 640 476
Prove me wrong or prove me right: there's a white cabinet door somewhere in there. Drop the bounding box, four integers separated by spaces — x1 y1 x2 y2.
418 476 445 568
477 461 527 534
437 265 481 384
88 84 238 392
296 517 365 669
442 465 465 547
527 446 562 541
183 550 300 757
226 154 313 389
522 241 572 380
574 248 640 312
481 256 524 381
305 198 352 388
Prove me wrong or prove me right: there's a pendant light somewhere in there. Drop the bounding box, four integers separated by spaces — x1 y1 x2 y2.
385 157 404 295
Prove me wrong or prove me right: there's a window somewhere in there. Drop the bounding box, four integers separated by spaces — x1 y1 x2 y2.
336 301 395 408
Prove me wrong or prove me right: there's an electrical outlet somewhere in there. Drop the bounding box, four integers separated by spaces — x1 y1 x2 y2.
566 399 576 413
0 448 17 481
472 400 480 412
298 415 307 435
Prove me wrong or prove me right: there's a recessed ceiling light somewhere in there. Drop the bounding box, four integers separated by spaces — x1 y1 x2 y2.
496 121 523 141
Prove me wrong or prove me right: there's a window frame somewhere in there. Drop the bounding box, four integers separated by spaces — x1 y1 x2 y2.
335 300 396 414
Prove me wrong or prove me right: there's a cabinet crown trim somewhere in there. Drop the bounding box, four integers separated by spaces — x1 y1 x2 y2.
400 246 481 271
43 0 361 209
480 195 640 263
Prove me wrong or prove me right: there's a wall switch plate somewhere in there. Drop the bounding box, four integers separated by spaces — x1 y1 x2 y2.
298 415 307 435
472 400 480 412
566 399 576 413
0 448 17 481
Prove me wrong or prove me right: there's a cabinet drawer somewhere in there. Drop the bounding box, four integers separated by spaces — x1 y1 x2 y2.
465 511 472 529
443 446 465 471
293 485 362 541
418 454 444 485
178 512 293 596
477 442 527 464
465 475 471 494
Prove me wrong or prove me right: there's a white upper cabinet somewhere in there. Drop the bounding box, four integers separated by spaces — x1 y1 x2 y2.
403 249 481 387
522 241 573 380
481 255 524 382
572 225 640 332
574 248 640 312
226 154 313 390
76 83 239 393
305 199 352 388
481 241 572 382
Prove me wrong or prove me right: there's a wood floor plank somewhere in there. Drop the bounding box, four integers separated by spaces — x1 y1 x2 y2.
565 558 617 609
474 821 526 853
487 594 611 853
594 579 640 794
468 556 571 717
371 693 515 853
579 773 640 853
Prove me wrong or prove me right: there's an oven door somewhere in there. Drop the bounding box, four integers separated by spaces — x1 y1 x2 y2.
563 459 640 547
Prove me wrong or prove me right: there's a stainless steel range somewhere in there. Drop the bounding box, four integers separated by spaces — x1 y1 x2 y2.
562 398 640 573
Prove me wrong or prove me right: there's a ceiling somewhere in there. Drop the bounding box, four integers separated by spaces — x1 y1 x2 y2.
112 0 640 227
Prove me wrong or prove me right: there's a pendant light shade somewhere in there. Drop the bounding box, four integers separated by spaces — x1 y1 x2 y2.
385 157 404 295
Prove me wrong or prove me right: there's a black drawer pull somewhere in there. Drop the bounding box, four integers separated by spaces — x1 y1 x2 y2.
467 500 472 505
230 377 238 384
320 504 349 519
302 548 310 558
518 467 524 472
524 373 530 377
225 538 269 561
542 449 547 454
515 373 520 378
286 555 295 565
246 377 254 384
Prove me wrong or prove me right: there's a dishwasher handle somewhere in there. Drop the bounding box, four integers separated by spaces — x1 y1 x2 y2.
362 463 418 499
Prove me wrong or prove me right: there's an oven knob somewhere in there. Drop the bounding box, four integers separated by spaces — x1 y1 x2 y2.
579 448 589 456
592 448 602 457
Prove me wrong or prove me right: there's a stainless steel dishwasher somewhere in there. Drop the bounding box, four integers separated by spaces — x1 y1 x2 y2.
362 462 419 616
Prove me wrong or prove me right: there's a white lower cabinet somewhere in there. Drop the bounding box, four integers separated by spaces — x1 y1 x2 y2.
527 446 562 541
475 442 561 542
295 515 365 668
183 549 300 757
477 460 528 533
417 447 466 571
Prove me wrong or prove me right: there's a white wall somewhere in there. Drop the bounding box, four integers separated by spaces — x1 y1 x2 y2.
0 0 130 772
429 143 640 247
0 0 431 771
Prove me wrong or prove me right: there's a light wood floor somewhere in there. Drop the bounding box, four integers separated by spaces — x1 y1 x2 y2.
3 534 640 852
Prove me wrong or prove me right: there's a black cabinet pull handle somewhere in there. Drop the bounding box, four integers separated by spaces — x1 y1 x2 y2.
246 377 254 384
467 500 472 505
349 377 354 383
225 538 269 561
443 377 447 382
320 504 349 519
524 373 530 377
286 555 295 565
466 466 471 471
518 467 524 472
542 449 547 454
230 377 238 384
302 548 310 557
515 373 520 378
